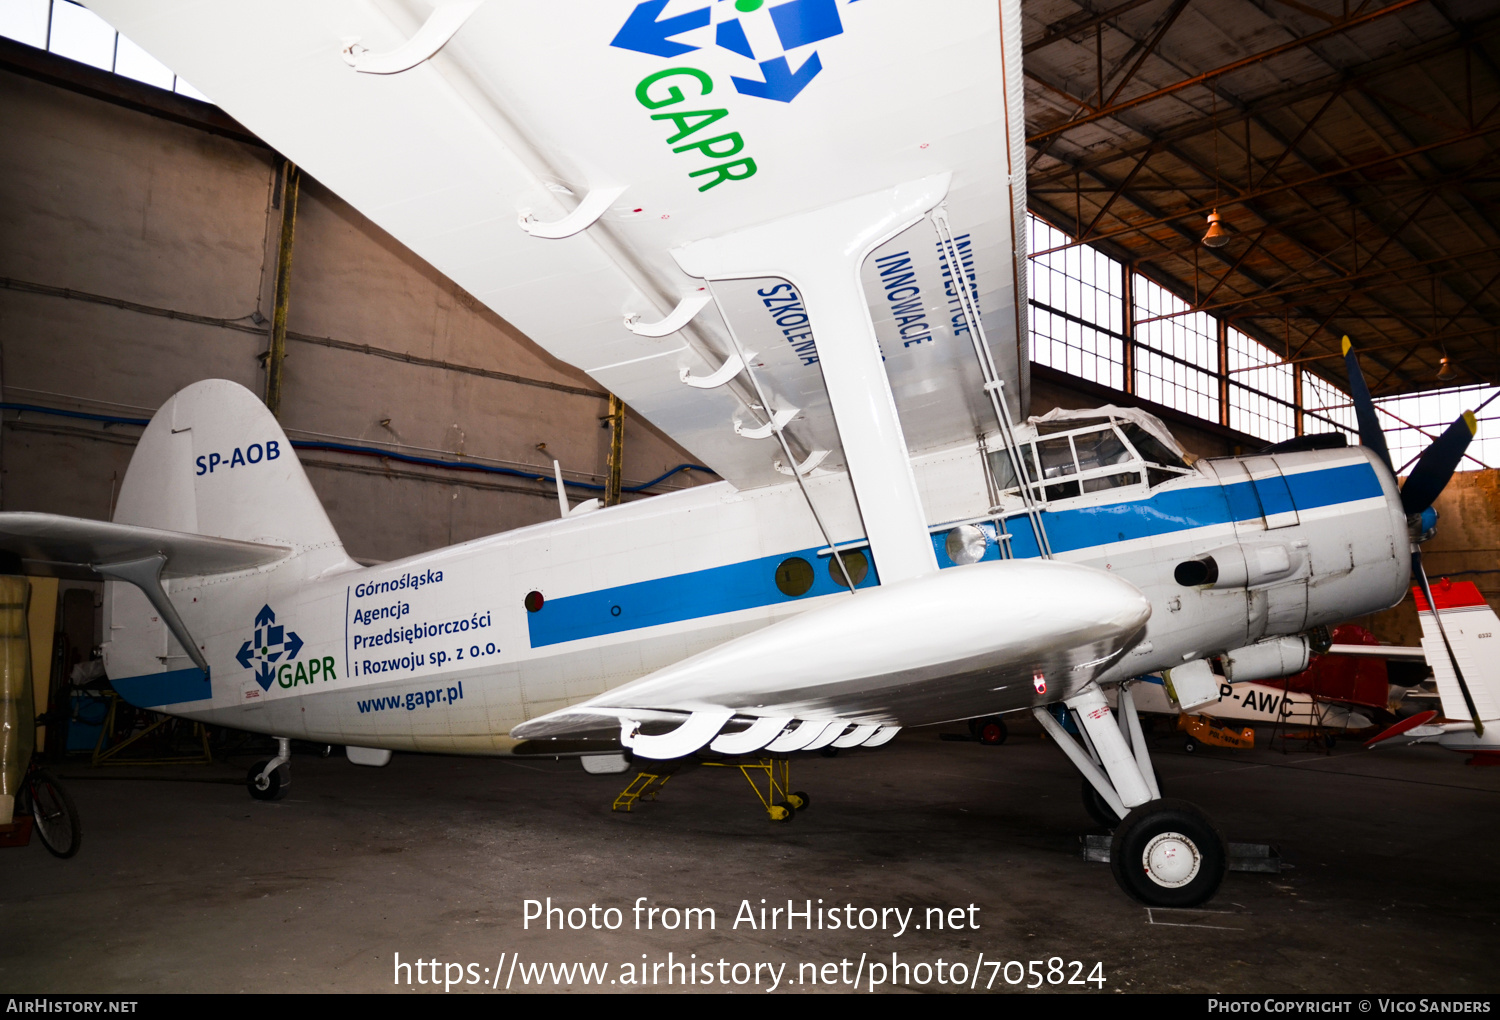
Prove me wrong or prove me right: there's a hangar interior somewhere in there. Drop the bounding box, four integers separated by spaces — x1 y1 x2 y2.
1 0 1498 995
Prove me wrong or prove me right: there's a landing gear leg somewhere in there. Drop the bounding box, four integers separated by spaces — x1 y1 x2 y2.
247 737 291 801
1035 683 1226 907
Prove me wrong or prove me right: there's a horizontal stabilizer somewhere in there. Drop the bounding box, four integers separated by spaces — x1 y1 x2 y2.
0 512 290 580
1362 710 1476 748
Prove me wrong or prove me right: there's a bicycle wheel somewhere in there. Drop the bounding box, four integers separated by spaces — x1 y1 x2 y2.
27 768 82 859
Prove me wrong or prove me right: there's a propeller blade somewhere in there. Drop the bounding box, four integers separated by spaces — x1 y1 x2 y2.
1341 336 1394 473
1399 411 1477 517
1412 549 1484 737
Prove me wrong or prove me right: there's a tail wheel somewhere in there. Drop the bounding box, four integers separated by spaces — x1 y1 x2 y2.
1109 798 1226 908
246 760 289 801
27 769 82 859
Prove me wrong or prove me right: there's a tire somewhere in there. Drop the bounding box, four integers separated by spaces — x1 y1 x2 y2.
1081 778 1120 828
247 759 288 801
769 803 796 822
1183 738 1197 753
787 791 810 811
27 769 82 859
977 717 1008 746
1109 798 1227 908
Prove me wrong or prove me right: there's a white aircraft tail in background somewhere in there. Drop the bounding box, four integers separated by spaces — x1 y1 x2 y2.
1367 579 1500 762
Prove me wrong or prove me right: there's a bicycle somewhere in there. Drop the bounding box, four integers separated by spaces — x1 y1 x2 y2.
18 758 82 858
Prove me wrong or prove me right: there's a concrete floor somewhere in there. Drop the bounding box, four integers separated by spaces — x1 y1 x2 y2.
3 724 1498 994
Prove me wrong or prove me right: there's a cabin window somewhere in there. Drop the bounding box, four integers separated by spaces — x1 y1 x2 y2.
774 557 814 597
829 550 869 589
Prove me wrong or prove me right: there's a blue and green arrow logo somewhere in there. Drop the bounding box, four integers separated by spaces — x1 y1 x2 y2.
611 0 846 104
236 604 303 691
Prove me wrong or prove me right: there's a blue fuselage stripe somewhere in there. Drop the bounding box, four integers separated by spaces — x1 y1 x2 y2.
527 462 1383 648
526 545 879 648
111 667 212 709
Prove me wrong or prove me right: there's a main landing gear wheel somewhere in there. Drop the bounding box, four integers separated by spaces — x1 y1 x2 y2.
1109 798 1226 908
968 717 1008 745
768 803 796 822
247 759 289 801
1081 779 1119 829
786 791 810 811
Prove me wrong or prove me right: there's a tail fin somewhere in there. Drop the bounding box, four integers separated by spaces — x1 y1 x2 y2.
102 380 351 700
114 379 346 568
1413 580 1500 724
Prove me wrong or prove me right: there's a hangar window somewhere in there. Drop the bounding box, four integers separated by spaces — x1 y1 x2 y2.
1227 328 1296 444
1 0 211 100
1029 217 1126 390
1025 213 1375 450
1133 277 1221 425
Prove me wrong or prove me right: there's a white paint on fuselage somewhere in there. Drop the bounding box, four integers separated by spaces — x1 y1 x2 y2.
128 429 1409 755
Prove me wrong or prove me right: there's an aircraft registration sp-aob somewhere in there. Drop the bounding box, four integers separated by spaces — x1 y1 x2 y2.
2 0 1492 908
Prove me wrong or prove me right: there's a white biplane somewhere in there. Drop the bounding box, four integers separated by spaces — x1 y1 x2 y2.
1 0 1491 906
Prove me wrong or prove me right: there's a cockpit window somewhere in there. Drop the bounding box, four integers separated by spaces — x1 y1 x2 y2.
1120 423 1187 470
987 424 1146 504
1074 428 1131 472
1035 437 1079 501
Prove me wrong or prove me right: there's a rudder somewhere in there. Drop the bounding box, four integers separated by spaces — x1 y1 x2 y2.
113 379 345 564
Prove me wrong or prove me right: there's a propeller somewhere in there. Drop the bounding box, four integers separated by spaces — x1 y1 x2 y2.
1342 336 1483 735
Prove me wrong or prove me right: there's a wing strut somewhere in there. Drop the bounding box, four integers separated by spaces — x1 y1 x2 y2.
676 176 953 584
932 207 1052 558
96 555 210 677
706 278 856 592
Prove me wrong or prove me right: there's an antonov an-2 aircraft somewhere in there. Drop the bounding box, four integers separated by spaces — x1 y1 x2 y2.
1 0 1491 907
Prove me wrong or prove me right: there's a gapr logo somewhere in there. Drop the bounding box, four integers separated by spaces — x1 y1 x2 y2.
236 604 335 691
612 0 853 191
196 439 281 475
612 0 848 103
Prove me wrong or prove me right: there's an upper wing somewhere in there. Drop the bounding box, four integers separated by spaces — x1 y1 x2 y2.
87 0 1029 491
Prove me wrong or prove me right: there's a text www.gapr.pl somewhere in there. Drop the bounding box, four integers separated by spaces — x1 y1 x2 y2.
394 953 1105 992
356 681 464 714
